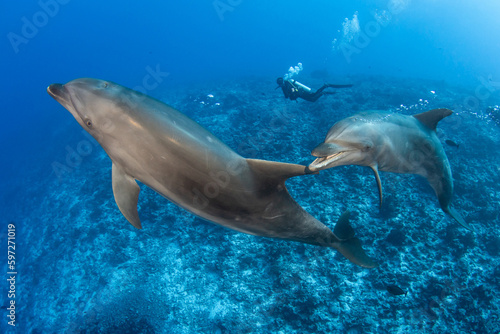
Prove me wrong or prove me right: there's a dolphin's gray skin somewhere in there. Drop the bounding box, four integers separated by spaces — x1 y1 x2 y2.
47 78 377 268
309 109 471 231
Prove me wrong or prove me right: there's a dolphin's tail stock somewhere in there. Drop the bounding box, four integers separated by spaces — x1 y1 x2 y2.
332 211 378 268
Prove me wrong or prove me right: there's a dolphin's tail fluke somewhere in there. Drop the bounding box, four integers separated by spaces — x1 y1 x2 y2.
333 211 378 268
446 206 473 231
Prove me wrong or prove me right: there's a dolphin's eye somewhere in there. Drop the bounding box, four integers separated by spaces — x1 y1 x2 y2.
103 82 109 88
362 142 373 151
85 119 93 128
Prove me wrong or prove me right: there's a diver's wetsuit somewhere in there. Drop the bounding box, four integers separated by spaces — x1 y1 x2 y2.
277 77 352 102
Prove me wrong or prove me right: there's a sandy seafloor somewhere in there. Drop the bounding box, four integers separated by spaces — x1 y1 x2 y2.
1 75 500 333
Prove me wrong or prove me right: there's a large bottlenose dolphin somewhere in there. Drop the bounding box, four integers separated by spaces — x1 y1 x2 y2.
47 78 376 268
308 109 471 231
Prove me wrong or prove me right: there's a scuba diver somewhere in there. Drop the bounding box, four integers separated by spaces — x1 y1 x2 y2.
276 77 352 102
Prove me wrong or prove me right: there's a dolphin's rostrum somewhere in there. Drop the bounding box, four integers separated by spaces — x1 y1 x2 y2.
309 109 471 231
47 78 377 268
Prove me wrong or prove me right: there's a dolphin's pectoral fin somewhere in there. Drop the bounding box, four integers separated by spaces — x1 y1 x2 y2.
413 108 453 131
333 211 378 268
112 162 142 229
246 159 314 185
445 206 473 231
369 165 383 207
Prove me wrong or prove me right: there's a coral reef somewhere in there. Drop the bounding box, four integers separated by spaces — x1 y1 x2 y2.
1 76 499 333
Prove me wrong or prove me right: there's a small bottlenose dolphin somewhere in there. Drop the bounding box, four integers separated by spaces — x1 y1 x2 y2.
308 109 471 230
47 78 376 268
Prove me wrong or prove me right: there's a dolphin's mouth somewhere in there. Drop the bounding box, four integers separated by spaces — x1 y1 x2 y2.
47 83 83 124
308 152 345 171
47 83 71 107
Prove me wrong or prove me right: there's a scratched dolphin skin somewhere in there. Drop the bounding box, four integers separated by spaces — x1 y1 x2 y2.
309 109 471 231
47 78 376 268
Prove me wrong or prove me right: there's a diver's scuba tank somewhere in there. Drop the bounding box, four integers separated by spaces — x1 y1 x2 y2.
292 80 312 92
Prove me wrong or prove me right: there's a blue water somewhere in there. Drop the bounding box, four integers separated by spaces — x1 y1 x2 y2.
1 1 500 333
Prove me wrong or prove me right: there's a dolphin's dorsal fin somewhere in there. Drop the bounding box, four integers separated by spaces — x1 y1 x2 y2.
369 165 383 207
246 159 314 185
112 162 142 229
413 108 453 131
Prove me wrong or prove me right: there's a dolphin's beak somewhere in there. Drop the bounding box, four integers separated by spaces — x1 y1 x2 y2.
47 83 64 98
311 142 341 157
309 142 346 171
47 83 71 106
